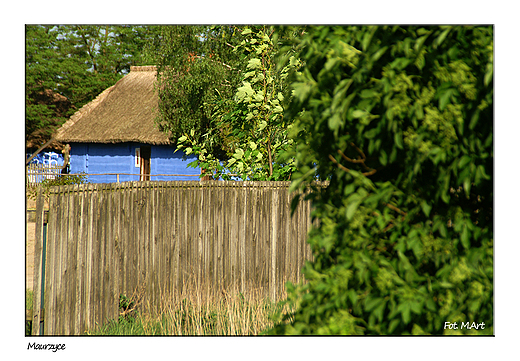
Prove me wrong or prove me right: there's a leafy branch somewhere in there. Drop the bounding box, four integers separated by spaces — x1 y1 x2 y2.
173 26 301 181
328 142 378 176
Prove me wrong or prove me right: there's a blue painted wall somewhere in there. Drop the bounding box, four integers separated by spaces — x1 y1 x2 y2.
69 142 200 183
26 151 65 166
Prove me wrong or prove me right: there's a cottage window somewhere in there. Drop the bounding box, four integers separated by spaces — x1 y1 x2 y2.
135 148 140 167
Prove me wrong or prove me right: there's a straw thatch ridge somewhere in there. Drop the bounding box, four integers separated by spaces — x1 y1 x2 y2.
55 65 172 145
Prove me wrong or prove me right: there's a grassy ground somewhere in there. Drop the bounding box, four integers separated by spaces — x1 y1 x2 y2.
86 290 292 336
28 287 291 336
26 289 33 310
26 290 34 336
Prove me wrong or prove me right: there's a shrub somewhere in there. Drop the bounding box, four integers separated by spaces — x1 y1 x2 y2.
269 26 493 335
27 173 88 200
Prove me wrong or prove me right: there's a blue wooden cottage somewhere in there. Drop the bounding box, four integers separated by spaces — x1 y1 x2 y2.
55 66 200 183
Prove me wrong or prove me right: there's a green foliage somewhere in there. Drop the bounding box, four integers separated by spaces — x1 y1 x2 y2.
42 173 88 187
214 26 300 180
25 289 34 336
176 128 231 179
151 25 243 156
269 26 493 335
118 294 138 322
27 173 88 200
88 313 155 336
167 26 303 180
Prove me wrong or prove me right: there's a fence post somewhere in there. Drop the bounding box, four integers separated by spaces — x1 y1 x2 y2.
32 188 45 335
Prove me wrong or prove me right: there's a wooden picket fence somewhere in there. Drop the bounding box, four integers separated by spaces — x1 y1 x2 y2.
30 181 323 335
26 164 62 184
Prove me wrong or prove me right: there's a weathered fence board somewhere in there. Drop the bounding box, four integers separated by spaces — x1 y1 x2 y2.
31 189 45 335
37 181 322 335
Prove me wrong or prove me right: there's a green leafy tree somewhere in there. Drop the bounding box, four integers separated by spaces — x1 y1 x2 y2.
26 25 73 137
150 25 244 162
269 25 493 335
165 25 303 180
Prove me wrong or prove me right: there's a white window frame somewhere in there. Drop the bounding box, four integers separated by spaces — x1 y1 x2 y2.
135 148 140 167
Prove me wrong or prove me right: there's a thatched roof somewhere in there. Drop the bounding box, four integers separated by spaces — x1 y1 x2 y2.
55 66 171 145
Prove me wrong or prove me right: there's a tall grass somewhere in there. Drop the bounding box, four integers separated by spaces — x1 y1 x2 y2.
26 289 33 310
86 283 295 336
26 289 34 336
